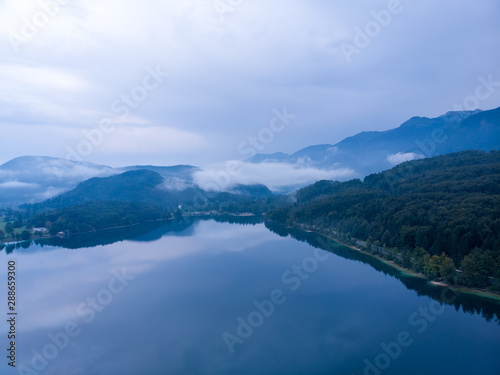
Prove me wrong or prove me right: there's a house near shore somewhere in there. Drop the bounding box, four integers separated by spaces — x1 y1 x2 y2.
57 230 71 239
32 227 49 234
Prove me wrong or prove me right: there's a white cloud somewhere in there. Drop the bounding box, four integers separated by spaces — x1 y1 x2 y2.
40 164 113 179
159 177 193 192
0 123 208 167
99 126 207 155
34 186 68 201
0 0 499 167
0 64 89 92
0 180 40 189
387 152 425 166
193 161 355 192
0 63 94 124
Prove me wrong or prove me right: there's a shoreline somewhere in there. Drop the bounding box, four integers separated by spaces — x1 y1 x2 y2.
290 225 500 303
1 218 175 245
3 213 258 244
5 215 500 303
336 235 500 302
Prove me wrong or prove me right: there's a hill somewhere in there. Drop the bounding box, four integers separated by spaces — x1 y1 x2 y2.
23 169 275 214
266 150 500 289
29 201 172 235
0 156 200 207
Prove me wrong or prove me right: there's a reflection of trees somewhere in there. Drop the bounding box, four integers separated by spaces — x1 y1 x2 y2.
34 219 197 250
265 221 500 324
4 216 498 324
5 215 263 252
2 240 32 254
210 215 263 226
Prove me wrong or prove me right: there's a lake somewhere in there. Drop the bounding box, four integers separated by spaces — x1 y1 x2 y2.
1 217 499 375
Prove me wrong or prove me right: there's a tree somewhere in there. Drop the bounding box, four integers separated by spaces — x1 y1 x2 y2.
411 247 428 274
440 255 456 284
425 255 442 280
0 229 5 240
12 220 23 229
381 230 391 247
21 230 31 241
365 237 373 251
5 222 14 237
461 255 480 286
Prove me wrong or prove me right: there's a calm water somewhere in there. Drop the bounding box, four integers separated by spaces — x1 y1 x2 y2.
1 218 499 375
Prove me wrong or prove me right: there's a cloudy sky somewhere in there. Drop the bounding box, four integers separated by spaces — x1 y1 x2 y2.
0 0 499 168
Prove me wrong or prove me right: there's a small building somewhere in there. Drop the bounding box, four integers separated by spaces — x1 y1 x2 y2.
57 230 71 239
32 227 49 234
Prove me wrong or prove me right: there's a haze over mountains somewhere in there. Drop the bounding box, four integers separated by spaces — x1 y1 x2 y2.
0 156 201 207
24 169 274 212
0 106 499 207
248 107 500 177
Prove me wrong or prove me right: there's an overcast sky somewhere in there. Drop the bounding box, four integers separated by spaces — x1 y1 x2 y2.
0 0 499 168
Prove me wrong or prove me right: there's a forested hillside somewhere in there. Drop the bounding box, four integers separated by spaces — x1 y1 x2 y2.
22 169 275 214
29 201 172 235
266 151 500 289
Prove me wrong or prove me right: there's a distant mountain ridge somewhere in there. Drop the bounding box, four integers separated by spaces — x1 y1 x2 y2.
248 107 500 177
1 106 499 207
0 156 199 207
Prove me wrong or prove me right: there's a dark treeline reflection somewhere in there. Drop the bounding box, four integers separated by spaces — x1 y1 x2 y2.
265 221 500 324
3 216 498 324
1 215 263 253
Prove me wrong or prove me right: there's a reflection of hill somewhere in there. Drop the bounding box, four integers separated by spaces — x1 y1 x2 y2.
130 218 198 242
265 221 500 323
35 219 197 250
210 214 264 226
3 216 266 253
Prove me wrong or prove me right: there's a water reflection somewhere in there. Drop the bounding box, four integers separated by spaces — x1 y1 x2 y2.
2 216 499 324
0 218 499 375
265 221 500 324
1 216 262 253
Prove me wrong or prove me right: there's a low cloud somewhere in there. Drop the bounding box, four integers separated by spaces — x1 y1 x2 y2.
34 186 71 201
387 152 425 166
41 163 116 181
0 180 40 189
159 177 193 192
193 161 356 192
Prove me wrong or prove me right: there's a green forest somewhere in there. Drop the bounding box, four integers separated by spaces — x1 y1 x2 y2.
29 201 172 235
266 150 500 290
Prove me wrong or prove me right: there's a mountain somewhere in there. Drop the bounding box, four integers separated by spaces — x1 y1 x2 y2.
249 107 500 177
0 156 116 206
0 155 276 208
24 169 274 212
246 152 289 163
121 164 199 180
0 156 200 207
2 107 499 207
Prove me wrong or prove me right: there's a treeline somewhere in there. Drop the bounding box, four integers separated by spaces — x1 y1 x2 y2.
29 201 172 235
266 151 500 290
205 194 282 215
